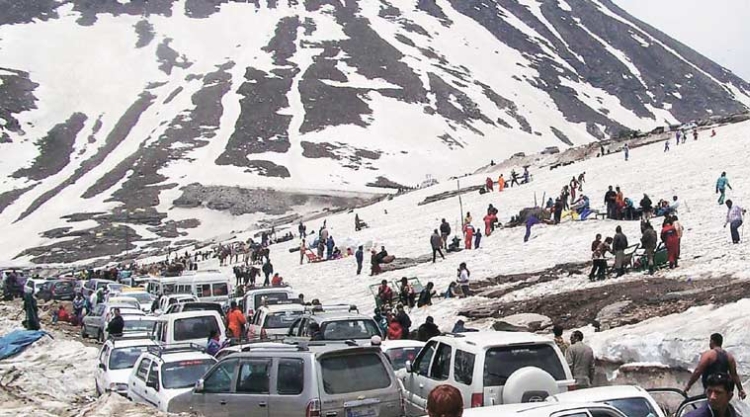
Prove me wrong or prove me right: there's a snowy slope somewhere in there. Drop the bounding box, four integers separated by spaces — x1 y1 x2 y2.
1 0 749 263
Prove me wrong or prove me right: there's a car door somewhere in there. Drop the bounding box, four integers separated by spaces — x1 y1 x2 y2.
189 358 239 417
130 358 152 404
144 360 164 409
402 341 437 415
85 304 105 336
268 357 305 417
232 358 271 417
421 343 452 409
95 344 111 393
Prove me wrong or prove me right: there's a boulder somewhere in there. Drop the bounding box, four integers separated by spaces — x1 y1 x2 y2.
595 300 632 330
493 313 552 332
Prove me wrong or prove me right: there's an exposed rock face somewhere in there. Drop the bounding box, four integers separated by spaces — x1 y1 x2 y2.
1 0 748 263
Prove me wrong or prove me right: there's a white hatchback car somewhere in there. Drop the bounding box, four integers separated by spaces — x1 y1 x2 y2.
450 401 627 417
548 385 666 417
247 303 305 340
95 335 157 396
127 345 216 411
399 332 574 416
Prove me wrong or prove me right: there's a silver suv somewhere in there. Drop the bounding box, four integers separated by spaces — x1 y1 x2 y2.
286 305 382 344
168 342 404 417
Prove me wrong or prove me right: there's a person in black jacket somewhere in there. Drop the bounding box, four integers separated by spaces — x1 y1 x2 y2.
262 261 273 286
107 308 124 337
395 305 411 339
355 245 364 275
640 194 653 219
417 316 441 342
612 226 629 277
439 219 451 249
605 186 617 219
417 282 435 307
430 230 445 263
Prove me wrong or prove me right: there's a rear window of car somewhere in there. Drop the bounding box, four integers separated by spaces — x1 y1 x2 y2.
278 359 304 395
321 319 380 340
264 311 303 329
320 353 391 394
182 304 223 316
483 344 566 386
385 347 421 371
162 359 216 389
109 346 150 370
174 316 220 341
253 292 290 308
604 398 659 417
54 281 74 292
123 319 156 332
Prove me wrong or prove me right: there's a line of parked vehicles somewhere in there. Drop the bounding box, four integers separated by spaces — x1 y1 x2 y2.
82 271 709 417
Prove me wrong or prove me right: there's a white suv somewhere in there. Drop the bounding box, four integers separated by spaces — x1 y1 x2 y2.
127 344 216 411
248 303 305 340
95 335 157 396
152 310 227 348
398 332 574 416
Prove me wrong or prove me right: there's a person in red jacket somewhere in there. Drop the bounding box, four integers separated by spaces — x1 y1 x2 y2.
463 224 475 250
483 214 493 237
485 177 493 192
386 312 404 340
660 219 680 269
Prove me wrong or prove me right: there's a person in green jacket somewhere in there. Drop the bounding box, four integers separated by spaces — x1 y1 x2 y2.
716 172 732 205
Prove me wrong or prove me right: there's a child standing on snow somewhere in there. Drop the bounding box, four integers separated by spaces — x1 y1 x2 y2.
664 141 670 152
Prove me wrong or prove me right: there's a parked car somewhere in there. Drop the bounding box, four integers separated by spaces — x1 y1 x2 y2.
457 401 627 417
34 279 77 302
121 315 159 338
286 306 381 344
248 303 305 340
82 279 114 298
152 311 227 348
24 278 46 296
82 303 144 342
127 344 216 412
119 290 154 313
242 287 299 322
381 339 425 372
168 343 404 417
106 296 141 311
164 302 226 322
158 294 199 313
548 385 666 417
398 332 574 415
95 335 157 396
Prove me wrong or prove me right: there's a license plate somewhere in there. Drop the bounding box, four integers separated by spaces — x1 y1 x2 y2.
346 405 379 417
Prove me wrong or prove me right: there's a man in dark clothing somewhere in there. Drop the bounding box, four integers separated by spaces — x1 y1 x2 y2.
605 186 617 219
417 316 441 342
640 222 658 274
590 234 602 253
431 229 445 263
262 261 273 286
685 373 737 417
309 322 324 341
509 170 520 187
417 282 435 307
553 198 563 224
355 245 364 275
685 333 746 399
439 219 451 249
395 305 411 339
22 288 40 330
451 320 478 333
612 226 629 277
640 194 653 219
107 308 124 337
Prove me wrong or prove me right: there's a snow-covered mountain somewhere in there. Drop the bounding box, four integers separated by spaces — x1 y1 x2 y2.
1 0 749 264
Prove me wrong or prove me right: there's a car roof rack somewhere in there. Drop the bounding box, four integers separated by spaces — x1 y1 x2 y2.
147 343 206 357
305 304 359 314
107 333 154 343
441 332 466 338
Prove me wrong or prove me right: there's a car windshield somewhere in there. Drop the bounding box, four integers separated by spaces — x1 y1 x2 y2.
174 316 220 341
321 319 380 340
123 318 156 332
385 347 422 371
253 292 291 308
320 352 391 394
109 346 150 370
54 281 74 292
96 282 109 290
111 299 139 308
162 359 216 389
483 345 566 386
604 398 659 417
265 310 303 329
108 284 124 292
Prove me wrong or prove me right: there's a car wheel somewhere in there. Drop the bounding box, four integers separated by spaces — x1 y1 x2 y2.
81 324 87 339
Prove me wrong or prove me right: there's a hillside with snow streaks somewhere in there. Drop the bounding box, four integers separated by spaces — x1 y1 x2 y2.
0 0 749 264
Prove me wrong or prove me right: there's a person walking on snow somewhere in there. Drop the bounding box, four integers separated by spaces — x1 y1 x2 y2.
485 177 493 192
439 219 451 249
463 224 475 250
604 186 617 219
457 262 470 296
524 214 539 243
497 174 505 192
684 333 746 399
613 226 628 277
430 230 445 263
664 140 670 152
716 172 732 205
661 219 679 268
509 170 520 187
623 143 630 161
640 221 658 275
724 200 745 244
474 229 482 249
355 245 364 275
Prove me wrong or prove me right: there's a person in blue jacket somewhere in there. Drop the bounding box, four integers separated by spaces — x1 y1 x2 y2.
716 172 732 205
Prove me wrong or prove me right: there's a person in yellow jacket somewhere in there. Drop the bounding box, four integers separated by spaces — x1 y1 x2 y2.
498 174 505 192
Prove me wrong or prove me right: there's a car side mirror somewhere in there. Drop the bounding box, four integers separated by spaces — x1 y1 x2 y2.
194 379 205 393
147 379 159 391
404 360 413 373
99 363 106 371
